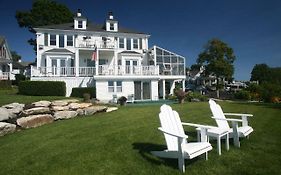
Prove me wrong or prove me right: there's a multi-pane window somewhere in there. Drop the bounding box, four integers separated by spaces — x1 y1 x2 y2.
110 23 114 30
108 81 114 92
67 35 73 46
139 38 142 50
78 21 83 28
59 35 64 48
133 39 138 49
44 33 48 46
119 38 124 48
116 81 122 92
50 34 56 46
126 38 131 50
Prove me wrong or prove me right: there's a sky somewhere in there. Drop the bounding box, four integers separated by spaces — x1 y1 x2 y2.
0 0 281 80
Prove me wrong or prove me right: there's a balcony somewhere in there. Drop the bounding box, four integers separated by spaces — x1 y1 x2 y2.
0 72 9 80
76 40 116 49
31 65 159 77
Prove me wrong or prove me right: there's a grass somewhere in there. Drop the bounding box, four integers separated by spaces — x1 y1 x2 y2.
0 89 281 174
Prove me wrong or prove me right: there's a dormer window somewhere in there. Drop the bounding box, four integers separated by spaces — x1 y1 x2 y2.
110 23 114 30
105 12 118 32
78 21 83 28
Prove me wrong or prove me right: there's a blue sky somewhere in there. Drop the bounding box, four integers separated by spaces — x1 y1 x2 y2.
0 0 281 80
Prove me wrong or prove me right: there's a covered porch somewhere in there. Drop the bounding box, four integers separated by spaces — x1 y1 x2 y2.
0 60 12 80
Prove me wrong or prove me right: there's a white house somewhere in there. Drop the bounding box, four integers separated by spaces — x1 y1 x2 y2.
31 10 186 102
0 36 13 80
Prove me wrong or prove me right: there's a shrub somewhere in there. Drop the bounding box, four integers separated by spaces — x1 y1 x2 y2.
185 92 207 102
175 89 187 104
18 81 66 96
260 83 281 103
0 80 12 89
83 93 91 102
13 74 27 86
234 90 251 100
70 87 96 98
118 96 127 106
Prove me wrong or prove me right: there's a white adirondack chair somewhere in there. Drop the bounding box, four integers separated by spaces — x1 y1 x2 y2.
209 99 254 147
152 104 212 173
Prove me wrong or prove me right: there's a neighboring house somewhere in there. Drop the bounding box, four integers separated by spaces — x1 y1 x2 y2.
12 60 33 78
31 10 186 102
0 36 13 80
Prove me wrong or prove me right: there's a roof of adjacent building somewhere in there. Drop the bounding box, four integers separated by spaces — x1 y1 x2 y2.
35 22 146 35
45 48 74 54
13 61 33 69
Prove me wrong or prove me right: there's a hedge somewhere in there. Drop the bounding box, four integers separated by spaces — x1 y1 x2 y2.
0 80 12 89
18 81 66 96
70 87 96 98
12 74 27 86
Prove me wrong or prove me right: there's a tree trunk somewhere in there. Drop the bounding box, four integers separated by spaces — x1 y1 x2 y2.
216 89 220 99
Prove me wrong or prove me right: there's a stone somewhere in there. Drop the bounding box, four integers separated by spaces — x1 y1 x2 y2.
0 107 15 121
68 103 80 110
16 114 54 129
32 100 51 107
51 100 69 106
0 122 16 136
52 105 69 111
53 111 78 120
106 107 118 113
2 103 24 109
78 103 92 109
21 107 51 116
84 106 107 115
76 109 84 116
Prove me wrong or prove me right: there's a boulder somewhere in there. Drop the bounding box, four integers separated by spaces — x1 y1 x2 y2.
0 107 16 122
76 109 84 116
51 100 69 106
78 103 92 109
68 103 80 110
106 107 118 113
21 107 51 116
84 106 107 115
53 111 78 120
16 114 54 129
52 106 69 111
0 122 16 136
2 103 24 109
32 100 51 107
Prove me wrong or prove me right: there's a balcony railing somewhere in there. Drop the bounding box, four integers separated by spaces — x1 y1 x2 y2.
0 72 9 80
98 65 159 76
31 67 95 77
76 40 116 49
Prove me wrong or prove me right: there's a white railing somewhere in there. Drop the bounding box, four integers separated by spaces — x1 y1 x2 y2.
98 65 159 76
76 40 116 49
31 67 95 77
0 72 9 80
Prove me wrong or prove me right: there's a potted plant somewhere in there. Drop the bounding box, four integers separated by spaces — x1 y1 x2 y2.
175 89 187 104
118 96 127 106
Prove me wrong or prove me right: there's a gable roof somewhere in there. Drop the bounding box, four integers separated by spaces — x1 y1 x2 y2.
45 48 74 54
35 22 146 35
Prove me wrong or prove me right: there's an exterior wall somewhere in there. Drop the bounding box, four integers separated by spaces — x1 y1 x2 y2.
96 80 134 102
31 77 95 97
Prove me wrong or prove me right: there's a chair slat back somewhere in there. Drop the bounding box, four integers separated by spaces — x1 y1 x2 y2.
159 104 186 151
209 99 230 130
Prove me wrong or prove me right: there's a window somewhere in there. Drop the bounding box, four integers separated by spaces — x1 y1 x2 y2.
86 59 95 67
108 81 114 92
133 39 138 49
59 35 64 48
44 33 48 46
116 81 122 92
139 38 142 50
78 21 83 28
99 59 108 65
110 23 114 30
119 38 124 48
126 38 131 50
67 35 73 46
50 34 56 46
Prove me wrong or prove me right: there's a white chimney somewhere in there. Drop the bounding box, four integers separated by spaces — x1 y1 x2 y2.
108 11 113 20
77 9 82 17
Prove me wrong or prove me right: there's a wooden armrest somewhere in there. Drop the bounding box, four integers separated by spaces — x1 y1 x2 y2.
158 127 188 139
182 122 216 129
224 113 253 117
212 117 243 122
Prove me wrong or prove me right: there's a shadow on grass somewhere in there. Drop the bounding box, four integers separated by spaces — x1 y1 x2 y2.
132 142 201 171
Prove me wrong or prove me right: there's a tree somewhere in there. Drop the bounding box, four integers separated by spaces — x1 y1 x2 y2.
250 64 270 84
15 0 73 52
11 51 21 62
197 39 236 98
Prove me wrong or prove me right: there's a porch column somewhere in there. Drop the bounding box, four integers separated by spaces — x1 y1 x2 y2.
75 50 79 77
95 49 99 75
8 63 12 80
114 51 118 75
170 80 175 95
162 79 166 100
182 79 185 91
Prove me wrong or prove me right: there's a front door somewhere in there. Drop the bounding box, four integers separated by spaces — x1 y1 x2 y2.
134 81 151 100
125 60 138 74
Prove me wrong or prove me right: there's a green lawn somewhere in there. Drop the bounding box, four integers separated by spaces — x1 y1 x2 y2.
0 90 281 174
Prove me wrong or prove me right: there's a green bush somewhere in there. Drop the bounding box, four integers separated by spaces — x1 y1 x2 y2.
13 74 27 86
18 81 66 96
234 90 251 100
70 87 96 98
185 92 207 102
0 80 12 89
260 83 281 103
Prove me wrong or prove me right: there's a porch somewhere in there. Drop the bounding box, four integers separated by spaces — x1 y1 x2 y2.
0 72 10 80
